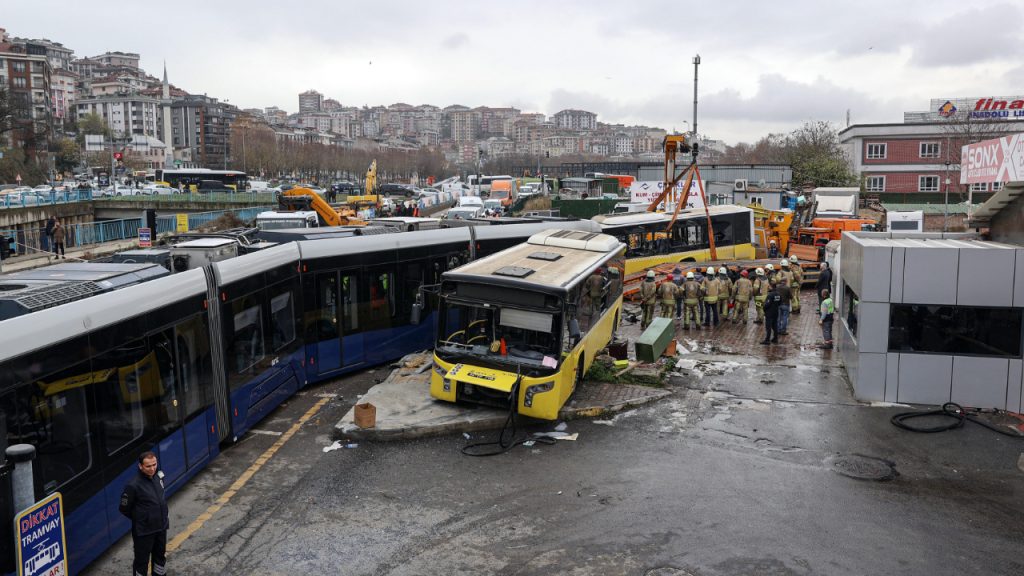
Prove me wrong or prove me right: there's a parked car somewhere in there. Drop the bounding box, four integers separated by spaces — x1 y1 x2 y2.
458 195 484 208
143 185 179 195
444 206 483 220
379 183 418 198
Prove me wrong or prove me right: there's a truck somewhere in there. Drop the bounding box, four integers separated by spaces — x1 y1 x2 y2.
275 187 370 227
488 179 517 208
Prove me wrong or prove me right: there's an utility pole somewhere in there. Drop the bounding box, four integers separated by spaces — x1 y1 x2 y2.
692 54 700 139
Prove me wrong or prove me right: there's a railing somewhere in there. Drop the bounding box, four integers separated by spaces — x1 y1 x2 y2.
0 206 273 259
0 189 278 209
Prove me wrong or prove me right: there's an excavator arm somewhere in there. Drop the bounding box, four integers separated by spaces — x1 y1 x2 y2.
281 188 366 227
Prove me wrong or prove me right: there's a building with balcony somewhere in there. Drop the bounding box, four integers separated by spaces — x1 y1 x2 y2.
553 109 597 131
0 41 53 150
299 89 323 112
167 94 238 169
75 94 161 138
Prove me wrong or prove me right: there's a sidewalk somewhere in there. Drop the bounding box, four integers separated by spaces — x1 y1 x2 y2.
334 353 671 441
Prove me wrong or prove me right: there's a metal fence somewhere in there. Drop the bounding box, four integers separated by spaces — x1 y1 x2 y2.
0 206 272 258
0 190 280 210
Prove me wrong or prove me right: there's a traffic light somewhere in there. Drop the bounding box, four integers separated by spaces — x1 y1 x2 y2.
113 152 123 161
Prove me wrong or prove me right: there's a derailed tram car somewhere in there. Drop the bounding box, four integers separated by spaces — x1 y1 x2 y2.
0 219 602 575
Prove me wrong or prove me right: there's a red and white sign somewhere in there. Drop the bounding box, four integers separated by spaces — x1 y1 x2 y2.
960 133 1024 184
629 180 705 210
15 174 22 183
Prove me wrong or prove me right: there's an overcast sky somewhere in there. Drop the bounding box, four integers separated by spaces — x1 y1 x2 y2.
5 0 1023 144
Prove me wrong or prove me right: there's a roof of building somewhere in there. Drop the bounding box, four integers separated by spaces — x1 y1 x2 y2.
969 181 1024 225
881 202 980 215
844 231 1014 250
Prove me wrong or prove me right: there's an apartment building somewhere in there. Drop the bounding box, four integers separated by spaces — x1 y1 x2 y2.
553 109 597 131
0 41 53 149
299 89 323 112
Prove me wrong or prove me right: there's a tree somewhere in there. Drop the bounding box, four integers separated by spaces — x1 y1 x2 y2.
53 137 81 173
76 112 109 145
0 86 16 142
719 121 854 188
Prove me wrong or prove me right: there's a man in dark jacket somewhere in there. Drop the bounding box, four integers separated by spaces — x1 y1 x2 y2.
120 451 169 576
761 284 782 344
816 262 833 305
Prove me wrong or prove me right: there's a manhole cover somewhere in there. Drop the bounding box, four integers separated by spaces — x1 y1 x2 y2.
825 454 897 481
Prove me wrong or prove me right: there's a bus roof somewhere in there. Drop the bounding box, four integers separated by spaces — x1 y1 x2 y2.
444 230 622 293
592 204 752 229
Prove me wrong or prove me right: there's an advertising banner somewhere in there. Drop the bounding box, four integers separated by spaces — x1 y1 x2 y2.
960 133 1024 184
629 180 705 210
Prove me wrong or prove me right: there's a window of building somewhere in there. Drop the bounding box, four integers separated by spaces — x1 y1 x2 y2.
992 182 1004 192
843 283 859 339
889 304 1022 358
866 143 887 159
12 77 26 88
919 176 939 192
866 176 885 192
12 61 25 72
969 182 988 193
919 142 941 159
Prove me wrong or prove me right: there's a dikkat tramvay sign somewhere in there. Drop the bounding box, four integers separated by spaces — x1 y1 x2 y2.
960 133 1024 185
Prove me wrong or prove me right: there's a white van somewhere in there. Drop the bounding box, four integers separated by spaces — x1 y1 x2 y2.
458 195 484 208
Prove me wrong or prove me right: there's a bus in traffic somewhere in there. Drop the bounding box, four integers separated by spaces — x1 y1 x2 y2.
429 229 625 420
154 169 248 192
592 204 756 275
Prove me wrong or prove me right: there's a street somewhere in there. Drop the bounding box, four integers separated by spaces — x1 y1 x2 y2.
85 299 1024 576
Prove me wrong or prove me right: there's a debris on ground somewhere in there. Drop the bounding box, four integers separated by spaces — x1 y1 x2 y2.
323 441 343 453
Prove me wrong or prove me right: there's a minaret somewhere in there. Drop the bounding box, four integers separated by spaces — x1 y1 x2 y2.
161 62 174 168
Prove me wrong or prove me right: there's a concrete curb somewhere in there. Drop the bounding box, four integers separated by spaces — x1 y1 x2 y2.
333 354 672 442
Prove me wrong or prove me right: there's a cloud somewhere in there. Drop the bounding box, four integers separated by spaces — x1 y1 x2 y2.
911 4 1024 66
441 33 469 50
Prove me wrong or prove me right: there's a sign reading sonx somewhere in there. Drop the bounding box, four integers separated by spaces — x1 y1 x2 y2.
15 492 68 576
960 133 1024 184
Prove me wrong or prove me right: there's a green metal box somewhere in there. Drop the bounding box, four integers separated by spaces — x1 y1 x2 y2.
634 317 674 362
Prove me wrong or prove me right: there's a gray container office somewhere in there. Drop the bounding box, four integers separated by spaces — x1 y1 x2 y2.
838 232 1024 411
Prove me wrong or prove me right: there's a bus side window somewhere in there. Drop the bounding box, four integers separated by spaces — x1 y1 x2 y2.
176 314 213 419
149 329 181 432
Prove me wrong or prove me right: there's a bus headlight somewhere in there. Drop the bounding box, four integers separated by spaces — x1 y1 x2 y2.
524 381 554 408
443 378 452 392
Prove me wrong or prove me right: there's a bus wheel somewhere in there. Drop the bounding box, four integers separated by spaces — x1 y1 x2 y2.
573 352 585 394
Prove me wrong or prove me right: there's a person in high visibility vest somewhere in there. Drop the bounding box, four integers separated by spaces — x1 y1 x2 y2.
819 288 835 349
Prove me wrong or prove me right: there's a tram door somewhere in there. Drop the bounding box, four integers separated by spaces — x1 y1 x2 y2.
314 270 364 375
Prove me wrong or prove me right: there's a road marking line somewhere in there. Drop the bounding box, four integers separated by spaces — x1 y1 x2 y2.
248 429 284 437
167 396 331 553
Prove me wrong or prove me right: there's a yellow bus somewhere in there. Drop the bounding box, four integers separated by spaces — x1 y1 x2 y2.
592 204 756 275
430 229 626 420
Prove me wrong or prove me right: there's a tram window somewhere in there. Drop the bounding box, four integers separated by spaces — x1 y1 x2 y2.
93 340 148 456
1 366 93 494
176 315 213 418
400 261 425 317
270 289 296 352
342 273 359 334
366 268 395 328
229 294 266 380
314 273 340 341
149 329 181 432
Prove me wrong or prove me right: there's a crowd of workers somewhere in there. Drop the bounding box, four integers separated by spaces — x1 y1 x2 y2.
637 257 835 349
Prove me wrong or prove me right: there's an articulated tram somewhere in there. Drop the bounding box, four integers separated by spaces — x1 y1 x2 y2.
0 220 600 575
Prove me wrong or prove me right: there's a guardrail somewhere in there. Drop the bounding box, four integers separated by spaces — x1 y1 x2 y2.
0 189 279 209
0 206 272 259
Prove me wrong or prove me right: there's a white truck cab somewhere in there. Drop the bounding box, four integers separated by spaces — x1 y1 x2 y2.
256 210 319 230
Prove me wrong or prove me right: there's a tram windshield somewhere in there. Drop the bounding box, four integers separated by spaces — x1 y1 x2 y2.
436 301 562 370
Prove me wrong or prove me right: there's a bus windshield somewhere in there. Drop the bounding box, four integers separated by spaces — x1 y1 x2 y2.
437 301 561 370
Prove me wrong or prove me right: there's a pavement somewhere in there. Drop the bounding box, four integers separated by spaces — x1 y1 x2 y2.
334 289 830 442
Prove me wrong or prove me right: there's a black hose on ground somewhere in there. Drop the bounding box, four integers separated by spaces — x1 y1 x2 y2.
891 402 1024 438
461 379 556 457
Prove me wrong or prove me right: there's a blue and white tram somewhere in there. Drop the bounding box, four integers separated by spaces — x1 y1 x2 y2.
0 220 601 574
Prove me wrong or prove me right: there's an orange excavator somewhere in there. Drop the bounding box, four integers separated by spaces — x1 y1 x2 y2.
279 188 367 226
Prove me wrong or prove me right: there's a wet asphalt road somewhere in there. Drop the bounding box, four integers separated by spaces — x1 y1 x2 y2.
84 344 1024 576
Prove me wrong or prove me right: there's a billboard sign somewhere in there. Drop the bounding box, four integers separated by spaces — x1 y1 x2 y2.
138 227 152 247
960 133 1024 184
15 492 68 576
629 179 705 210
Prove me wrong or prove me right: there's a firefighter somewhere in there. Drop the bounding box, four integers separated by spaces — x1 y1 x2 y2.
776 259 793 335
764 263 776 285
658 274 679 319
752 267 769 323
585 267 606 315
732 269 753 324
768 239 780 259
701 266 720 327
639 270 657 329
789 254 803 313
682 271 701 330
717 266 732 320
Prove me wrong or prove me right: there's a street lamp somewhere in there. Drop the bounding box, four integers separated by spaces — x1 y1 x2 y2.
943 160 951 232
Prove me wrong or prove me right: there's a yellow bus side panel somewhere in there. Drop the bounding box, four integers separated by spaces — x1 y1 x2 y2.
623 243 755 275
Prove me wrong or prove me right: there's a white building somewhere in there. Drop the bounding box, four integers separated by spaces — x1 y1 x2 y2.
75 94 161 138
